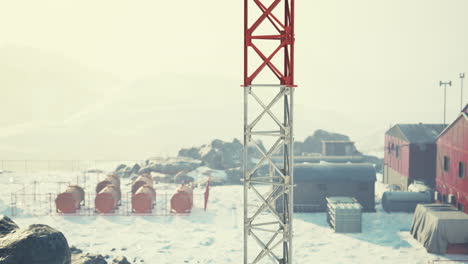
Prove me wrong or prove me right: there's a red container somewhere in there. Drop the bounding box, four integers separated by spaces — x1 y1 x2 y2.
55 185 85 214
171 185 194 213
131 174 153 194
95 185 119 213
132 185 156 213
96 174 121 201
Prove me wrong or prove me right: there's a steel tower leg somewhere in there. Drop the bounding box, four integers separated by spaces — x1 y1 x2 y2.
243 1 295 262
243 85 294 264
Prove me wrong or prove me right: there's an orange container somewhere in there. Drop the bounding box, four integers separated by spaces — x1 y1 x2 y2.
95 185 119 213
55 185 85 213
131 174 153 194
132 185 156 213
170 184 194 213
96 174 121 201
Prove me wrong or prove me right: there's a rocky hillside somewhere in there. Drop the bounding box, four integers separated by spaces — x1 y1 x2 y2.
112 129 383 185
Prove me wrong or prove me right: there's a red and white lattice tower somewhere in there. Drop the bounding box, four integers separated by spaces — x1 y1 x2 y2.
243 0 296 263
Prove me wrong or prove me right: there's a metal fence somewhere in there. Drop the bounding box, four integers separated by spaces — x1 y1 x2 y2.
10 189 206 217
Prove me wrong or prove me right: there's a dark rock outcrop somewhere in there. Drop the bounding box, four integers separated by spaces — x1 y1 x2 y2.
112 256 130 264
71 253 107 264
0 223 71 264
115 163 141 178
295 129 350 155
0 215 18 238
225 167 242 184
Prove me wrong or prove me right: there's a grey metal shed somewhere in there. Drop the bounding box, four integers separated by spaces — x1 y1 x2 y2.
276 163 376 212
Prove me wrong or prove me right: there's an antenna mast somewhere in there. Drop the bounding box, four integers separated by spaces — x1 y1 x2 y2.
243 0 296 263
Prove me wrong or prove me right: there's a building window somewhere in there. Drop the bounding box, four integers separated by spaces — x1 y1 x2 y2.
317 184 327 191
444 156 450 172
396 145 400 159
459 162 465 179
388 143 392 154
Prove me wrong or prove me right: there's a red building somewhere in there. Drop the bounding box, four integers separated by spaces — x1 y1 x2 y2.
436 105 468 213
383 123 446 191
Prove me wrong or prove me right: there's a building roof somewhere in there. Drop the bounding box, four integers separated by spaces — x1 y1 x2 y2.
294 163 376 182
386 124 446 144
437 105 468 139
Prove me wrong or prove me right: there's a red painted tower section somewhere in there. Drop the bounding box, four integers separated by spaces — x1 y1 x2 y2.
244 0 296 87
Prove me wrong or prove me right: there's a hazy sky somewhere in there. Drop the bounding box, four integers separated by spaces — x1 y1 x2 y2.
0 0 467 160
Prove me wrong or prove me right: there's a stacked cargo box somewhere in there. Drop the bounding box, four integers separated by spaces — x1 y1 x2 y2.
326 196 362 233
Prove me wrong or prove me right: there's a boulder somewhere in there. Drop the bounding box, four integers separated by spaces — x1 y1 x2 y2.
115 163 141 178
225 167 242 184
297 129 350 155
178 147 202 160
70 245 83 254
129 164 140 175
0 224 71 264
71 253 107 264
178 138 266 170
115 164 127 172
140 157 202 175
112 256 130 264
0 215 18 238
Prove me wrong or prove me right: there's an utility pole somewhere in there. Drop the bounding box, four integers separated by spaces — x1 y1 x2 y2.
243 0 296 263
460 73 465 111
439 80 452 126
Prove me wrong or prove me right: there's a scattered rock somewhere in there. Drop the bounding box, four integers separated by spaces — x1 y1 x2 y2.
70 245 83 254
71 253 107 264
0 223 71 264
112 256 130 264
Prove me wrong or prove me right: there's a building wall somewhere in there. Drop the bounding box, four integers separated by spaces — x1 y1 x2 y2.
436 117 468 214
383 165 409 191
409 143 437 187
289 180 375 212
384 135 410 186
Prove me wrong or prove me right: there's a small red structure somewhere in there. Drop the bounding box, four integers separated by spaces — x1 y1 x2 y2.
95 174 121 213
383 123 446 190
132 185 156 213
435 105 468 213
95 185 119 213
131 174 152 194
131 174 156 213
170 183 194 213
55 185 85 213
96 174 121 201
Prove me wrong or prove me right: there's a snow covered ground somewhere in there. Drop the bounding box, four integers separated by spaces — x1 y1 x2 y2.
0 166 467 263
